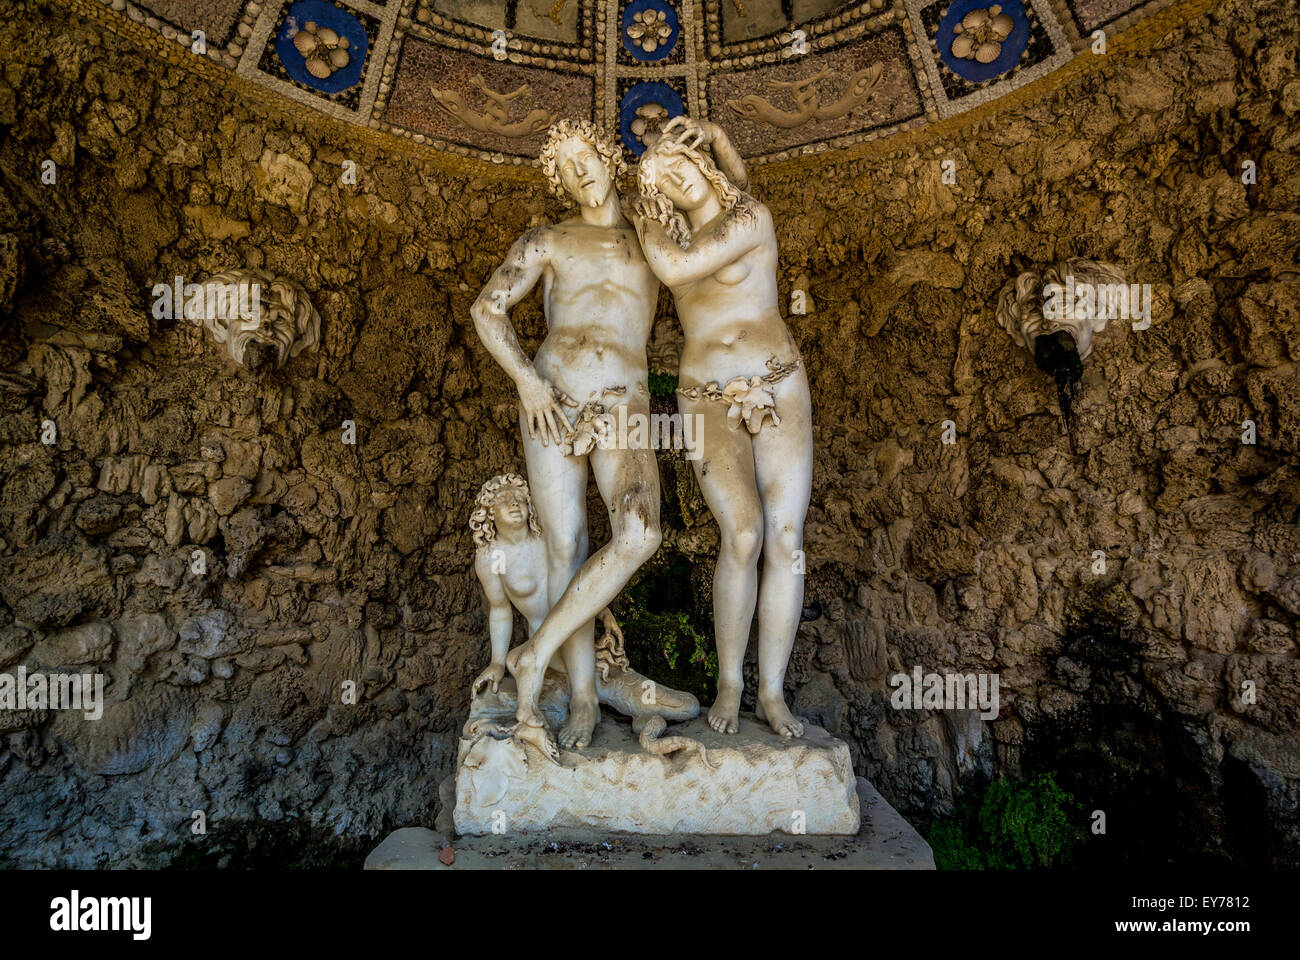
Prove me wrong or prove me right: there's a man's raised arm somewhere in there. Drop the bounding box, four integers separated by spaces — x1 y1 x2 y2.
470 227 575 446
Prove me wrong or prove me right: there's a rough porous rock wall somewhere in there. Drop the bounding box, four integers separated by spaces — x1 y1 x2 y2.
1 0 1297 867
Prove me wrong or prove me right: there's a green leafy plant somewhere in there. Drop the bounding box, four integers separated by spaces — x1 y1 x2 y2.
927 818 985 870
617 586 716 677
658 609 717 675
647 371 678 400
611 556 717 697
928 772 1085 869
979 773 1085 868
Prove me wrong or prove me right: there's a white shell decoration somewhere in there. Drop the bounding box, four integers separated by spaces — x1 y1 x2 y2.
289 20 352 81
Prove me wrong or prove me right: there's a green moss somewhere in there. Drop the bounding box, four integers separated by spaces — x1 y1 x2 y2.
927 772 1086 870
612 553 717 700
648 371 678 399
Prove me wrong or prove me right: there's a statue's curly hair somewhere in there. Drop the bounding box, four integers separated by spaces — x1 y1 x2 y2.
470 473 541 550
635 133 746 248
538 118 627 203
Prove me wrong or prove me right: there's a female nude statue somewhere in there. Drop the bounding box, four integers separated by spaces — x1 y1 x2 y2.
469 473 700 762
632 118 812 739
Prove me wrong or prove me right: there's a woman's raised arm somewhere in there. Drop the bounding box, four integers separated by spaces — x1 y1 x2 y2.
635 201 765 287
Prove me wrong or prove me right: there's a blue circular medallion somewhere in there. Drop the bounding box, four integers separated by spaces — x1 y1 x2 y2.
936 0 1030 83
619 82 685 156
621 0 679 63
275 0 369 94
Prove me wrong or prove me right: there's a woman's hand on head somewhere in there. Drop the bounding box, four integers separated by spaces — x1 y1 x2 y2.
661 115 719 151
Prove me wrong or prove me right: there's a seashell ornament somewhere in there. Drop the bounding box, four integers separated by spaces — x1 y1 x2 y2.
289 20 351 80
951 4 1015 65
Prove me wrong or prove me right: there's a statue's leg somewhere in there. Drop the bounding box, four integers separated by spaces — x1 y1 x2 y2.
751 371 813 738
525 443 599 749
557 625 599 748
512 408 590 735
681 393 763 735
509 426 663 732
550 501 599 750
562 437 663 748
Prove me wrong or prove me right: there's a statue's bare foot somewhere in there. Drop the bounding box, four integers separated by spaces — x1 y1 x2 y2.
506 643 544 728
559 696 598 749
708 684 742 734
757 692 804 739
510 720 560 765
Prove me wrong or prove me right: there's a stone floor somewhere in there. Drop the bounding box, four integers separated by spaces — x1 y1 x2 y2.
365 777 934 870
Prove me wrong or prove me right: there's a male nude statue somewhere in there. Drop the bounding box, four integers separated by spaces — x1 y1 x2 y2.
470 119 663 755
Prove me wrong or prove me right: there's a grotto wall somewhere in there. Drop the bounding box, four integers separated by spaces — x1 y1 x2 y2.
1 0 1298 867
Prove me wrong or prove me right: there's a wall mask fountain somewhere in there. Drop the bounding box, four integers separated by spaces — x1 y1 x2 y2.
994 257 1128 424
194 269 322 373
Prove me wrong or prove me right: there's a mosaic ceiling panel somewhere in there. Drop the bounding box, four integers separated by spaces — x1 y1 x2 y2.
70 0 1184 169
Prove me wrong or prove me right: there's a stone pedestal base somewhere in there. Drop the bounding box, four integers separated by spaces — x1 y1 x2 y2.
365 778 934 870
454 712 860 836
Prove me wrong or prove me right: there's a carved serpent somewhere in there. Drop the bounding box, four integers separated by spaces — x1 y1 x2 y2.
598 614 715 766
637 715 718 768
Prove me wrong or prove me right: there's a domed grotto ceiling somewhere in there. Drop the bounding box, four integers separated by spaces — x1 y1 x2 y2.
71 0 1181 167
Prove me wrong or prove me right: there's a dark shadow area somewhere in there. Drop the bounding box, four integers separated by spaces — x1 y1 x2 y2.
1032 330 1084 428
1019 588 1236 867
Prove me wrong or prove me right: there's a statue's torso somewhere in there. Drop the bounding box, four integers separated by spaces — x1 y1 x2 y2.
498 538 550 634
670 225 797 387
534 219 658 402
